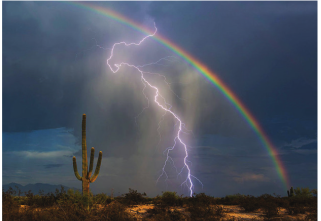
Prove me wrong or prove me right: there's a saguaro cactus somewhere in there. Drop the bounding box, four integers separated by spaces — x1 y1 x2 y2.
287 186 294 197
73 114 102 200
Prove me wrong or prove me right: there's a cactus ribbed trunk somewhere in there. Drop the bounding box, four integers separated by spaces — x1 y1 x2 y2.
82 179 89 199
72 114 103 209
82 114 89 198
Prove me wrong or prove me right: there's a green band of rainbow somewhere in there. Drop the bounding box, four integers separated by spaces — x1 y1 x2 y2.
68 1 290 190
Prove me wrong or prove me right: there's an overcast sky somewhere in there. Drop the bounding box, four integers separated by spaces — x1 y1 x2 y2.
2 1 317 197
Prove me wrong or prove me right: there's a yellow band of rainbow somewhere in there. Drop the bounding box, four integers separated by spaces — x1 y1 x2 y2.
68 2 290 190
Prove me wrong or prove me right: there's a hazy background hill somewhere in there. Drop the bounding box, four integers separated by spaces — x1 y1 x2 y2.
2 183 81 196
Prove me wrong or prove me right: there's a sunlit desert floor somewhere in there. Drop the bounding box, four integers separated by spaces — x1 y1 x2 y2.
125 204 309 220
20 204 310 221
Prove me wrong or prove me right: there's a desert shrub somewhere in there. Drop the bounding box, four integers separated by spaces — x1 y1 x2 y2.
121 188 147 206
23 191 57 208
186 193 224 220
260 200 279 219
145 208 188 221
12 199 135 221
294 187 313 198
150 195 163 207
273 197 290 209
310 189 317 197
259 194 279 208
18 186 68 208
57 188 94 210
93 193 112 205
146 204 188 221
286 205 306 215
16 207 64 221
213 205 225 217
284 195 317 215
239 195 261 212
14 201 129 221
37 193 57 207
99 201 136 221
13 196 24 205
2 188 60 221
56 198 90 220
151 192 183 209
147 192 187 220
187 193 214 207
240 194 279 218
2 187 20 221
187 204 223 221
218 193 245 205
148 197 166 213
2 187 158 221
284 203 299 215
160 191 183 207
145 197 154 205
307 197 317 214
24 190 35 206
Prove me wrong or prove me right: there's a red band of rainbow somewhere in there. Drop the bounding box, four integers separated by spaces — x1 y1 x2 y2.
68 2 290 190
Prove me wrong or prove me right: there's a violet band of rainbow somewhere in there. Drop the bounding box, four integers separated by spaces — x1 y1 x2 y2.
68 1 290 190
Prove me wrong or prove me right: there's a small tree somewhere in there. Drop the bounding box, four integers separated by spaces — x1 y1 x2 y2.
122 188 147 206
311 189 317 197
294 187 313 197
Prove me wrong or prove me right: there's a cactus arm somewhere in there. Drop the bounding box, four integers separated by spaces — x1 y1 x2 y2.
90 151 102 183
88 147 95 178
73 156 82 181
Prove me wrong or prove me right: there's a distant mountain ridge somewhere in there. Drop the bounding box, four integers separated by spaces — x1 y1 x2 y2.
2 183 81 195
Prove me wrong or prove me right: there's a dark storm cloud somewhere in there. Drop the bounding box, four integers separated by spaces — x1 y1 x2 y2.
3 1 153 133
3 1 169 159
148 1 317 138
3 1 317 136
3 2 84 132
4 1 316 151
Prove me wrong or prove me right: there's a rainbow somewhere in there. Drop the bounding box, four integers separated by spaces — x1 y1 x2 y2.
67 2 290 190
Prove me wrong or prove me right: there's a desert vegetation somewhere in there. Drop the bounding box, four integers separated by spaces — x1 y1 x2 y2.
2 185 317 221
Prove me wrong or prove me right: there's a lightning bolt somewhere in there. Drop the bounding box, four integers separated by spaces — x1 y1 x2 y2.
107 23 202 197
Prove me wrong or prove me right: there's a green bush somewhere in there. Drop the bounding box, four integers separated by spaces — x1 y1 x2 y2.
13 186 68 208
239 195 261 212
145 197 154 205
160 191 183 207
282 194 317 216
218 193 245 205
189 193 214 207
311 189 317 197
294 187 313 198
260 200 279 219
186 193 224 220
93 193 112 205
121 188 147 206
187 204 223 221
57 188 94 210
2 187 20 220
